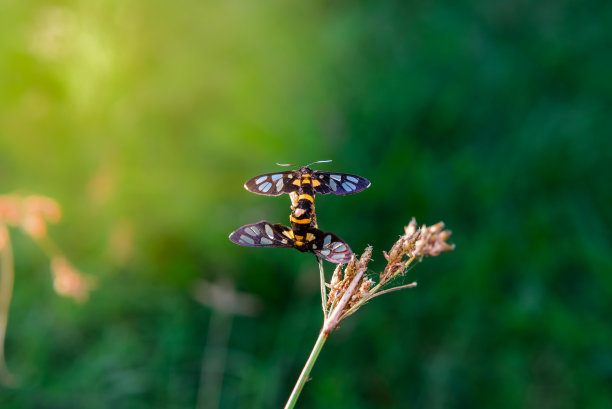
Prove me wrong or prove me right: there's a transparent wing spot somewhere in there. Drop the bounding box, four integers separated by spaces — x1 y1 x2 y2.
329 179 338 191
346 176 359 183
331 253 346 260
323 235 332 247
260 237 273 245
255 176 267 184
342 182 356 191
333 243 347 252
239 235 255 245
264 224 274 239
259 182 272 192
276 178 284 191
319 175 325 179
320 249 331 256
281 239 288 244
331 174 342 182
311 244 317 249
271 174 283 181
245 226 259 236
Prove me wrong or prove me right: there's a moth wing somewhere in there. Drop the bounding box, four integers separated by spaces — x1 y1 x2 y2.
308 228 353 264
312 172 371 195
229 221 295 248
244 171 300 196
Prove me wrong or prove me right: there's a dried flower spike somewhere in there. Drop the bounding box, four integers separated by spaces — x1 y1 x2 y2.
413 221 455 258
325 220 454 328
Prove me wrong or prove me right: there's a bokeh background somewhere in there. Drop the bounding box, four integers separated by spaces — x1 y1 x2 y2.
1 1 611 408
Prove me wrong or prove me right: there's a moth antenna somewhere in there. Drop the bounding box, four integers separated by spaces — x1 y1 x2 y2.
305 159 332 167
276 163 297 167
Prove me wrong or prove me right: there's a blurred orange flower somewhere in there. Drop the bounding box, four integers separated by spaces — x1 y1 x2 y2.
0 195 62 239
0 196 22 226
21 195 61 239
50 257 96 303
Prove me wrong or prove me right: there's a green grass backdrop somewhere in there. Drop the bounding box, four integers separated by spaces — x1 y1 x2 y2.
1 1 611 408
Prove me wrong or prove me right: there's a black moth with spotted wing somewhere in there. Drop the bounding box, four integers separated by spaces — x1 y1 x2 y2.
229 221 353 264
244 167 371 197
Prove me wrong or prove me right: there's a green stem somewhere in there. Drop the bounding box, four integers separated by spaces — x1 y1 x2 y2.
317 257 327 320
284 329 328 409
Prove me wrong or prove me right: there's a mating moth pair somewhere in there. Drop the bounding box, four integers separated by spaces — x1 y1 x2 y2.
229 161 370 263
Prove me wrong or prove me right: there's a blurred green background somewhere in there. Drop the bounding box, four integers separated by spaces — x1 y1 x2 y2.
1 0 611 408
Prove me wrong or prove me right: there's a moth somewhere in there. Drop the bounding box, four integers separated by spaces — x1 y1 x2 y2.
244 160 371 198
229 220 353 264
244 160 371 238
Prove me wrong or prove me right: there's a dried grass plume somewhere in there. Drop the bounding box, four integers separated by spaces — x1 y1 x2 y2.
323 219 455 334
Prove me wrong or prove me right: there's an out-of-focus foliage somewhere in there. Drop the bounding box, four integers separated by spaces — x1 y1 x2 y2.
1 0 611 407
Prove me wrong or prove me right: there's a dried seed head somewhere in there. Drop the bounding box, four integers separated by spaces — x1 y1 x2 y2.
404 218 419 236
382 250 390 261
343 255 358 280
358 277 374 298
323 218 454 331
413 222 455 257
387 239 404 264
402 222 420 252
429 222 444 233
330 263 343 287
358 245 373 268
402 235 417 254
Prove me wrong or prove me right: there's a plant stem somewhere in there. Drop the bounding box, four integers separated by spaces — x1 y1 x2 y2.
317 257 328 320
367 282 417 301
0 223 16 386
323 268 364 334
284 329 328 409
